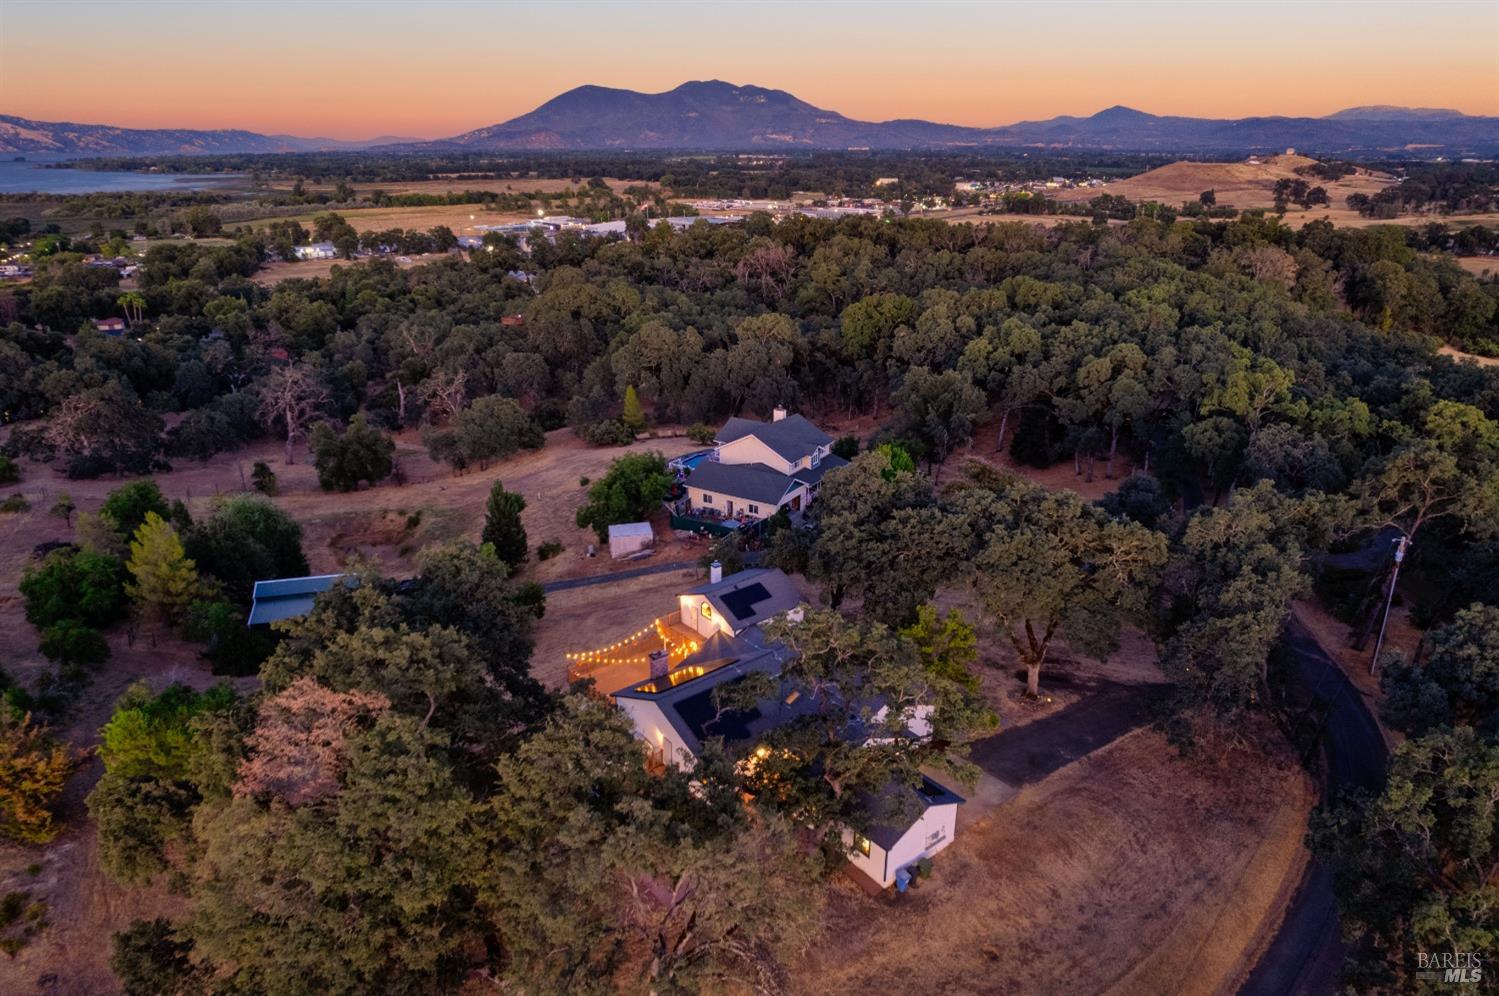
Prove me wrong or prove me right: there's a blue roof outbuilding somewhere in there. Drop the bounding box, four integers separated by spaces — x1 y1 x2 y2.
247 574 351 626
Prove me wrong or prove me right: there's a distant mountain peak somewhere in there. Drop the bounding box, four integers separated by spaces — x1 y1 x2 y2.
1325 105 1466 121
1090 105 1154 121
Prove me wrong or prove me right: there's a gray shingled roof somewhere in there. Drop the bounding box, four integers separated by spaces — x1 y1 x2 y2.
792 453 849 487
858 777 967 850
687 460 797 506
686 567 804 631
717 414 832 463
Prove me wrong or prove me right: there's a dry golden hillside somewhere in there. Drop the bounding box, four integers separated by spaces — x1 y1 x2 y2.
1058 154 1396 211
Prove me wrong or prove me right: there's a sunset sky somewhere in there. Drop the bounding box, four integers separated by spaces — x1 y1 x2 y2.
3 0 1496 140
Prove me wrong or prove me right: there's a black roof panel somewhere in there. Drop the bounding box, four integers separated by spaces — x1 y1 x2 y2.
720 581 772 620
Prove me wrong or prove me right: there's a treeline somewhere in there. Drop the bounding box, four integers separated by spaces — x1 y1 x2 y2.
1347 161 1499 217
59 149 1173 200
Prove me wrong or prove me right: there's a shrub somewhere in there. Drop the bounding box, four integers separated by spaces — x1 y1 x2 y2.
310 415 394 491
20 548 129 628
831 435 860 460
0 454 19 484
39 620 110 667
66 454 114 480
0 712 76 844
184 497 308 605
110 918 197 996
0 889 47 957
184 600 279 676
250 461 277 496
686 422 717 445
431 396 544 471
101 480 170 539
0 493 28 514
575 451 672 542
581 419 636 447
536 540 565 561
165 408 240 462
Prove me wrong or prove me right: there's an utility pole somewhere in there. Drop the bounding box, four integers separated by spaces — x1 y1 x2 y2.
1370 534 1410 674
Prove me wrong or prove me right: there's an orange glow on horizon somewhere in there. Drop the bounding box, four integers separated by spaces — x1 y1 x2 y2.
1 1 1495 141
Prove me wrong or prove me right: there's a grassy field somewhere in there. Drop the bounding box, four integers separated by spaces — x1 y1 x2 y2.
249 251 449 285
1053 154 1395 213
1454 255 1499 277
232 203 537 235
794 726 1314 996
273 176 659 198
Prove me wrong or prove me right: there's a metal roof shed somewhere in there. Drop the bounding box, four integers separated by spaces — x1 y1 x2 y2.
247 574 351 626
608 521 655 559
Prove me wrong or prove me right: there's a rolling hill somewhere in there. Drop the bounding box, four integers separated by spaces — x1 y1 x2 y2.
4 83 1497 156
1052 153 1396 210
0 115 415 155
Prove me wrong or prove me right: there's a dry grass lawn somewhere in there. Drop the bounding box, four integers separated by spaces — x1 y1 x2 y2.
1453 255 1499 278
237 203 536 236
249 251 451 286
275 176 658 197
795 727 1314 996
1053 154 1394 213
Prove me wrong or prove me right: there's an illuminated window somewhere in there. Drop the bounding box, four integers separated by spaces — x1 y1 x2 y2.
856 835 872 857
701 602 713 618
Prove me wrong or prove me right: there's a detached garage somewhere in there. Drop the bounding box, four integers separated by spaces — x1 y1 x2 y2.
608 521 655 559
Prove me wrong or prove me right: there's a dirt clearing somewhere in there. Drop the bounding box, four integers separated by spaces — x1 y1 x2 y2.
795 727 1314 996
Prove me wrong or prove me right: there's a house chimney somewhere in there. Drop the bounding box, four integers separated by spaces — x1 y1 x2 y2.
648 649 670 679
772 405 787 422
709 560 723 584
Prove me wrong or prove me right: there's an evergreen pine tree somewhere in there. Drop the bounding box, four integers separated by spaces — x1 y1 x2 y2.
621 385 646 432
126 513 204 627
482 483 528 568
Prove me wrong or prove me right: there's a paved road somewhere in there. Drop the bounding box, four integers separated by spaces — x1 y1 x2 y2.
1239 618 1388 996
540 559 695 593
967 678 1168 786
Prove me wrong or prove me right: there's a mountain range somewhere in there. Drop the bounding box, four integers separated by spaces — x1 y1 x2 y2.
4 82 1497 156
0 115 416 156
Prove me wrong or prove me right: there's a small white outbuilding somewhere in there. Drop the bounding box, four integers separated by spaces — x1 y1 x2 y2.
607 521 655 559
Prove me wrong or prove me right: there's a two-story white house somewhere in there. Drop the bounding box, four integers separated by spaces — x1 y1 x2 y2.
683 407 849 522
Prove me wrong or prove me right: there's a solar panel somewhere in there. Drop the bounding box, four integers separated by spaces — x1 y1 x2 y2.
719 582 771 620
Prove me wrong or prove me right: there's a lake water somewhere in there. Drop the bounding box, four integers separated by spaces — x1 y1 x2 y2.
0 155 243 194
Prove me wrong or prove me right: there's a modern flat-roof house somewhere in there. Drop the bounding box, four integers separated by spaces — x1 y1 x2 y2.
681 408 848 522
92 317 127 335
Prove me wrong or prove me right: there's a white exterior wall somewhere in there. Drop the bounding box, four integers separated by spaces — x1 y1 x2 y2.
615 697 694 770
716 436 794 475
687 483 803 520
845 802 960 888
678 593 731 639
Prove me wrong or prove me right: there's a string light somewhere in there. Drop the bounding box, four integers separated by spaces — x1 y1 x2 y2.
565 616 702 669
